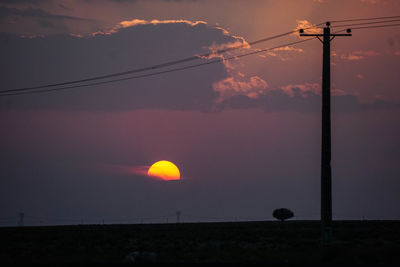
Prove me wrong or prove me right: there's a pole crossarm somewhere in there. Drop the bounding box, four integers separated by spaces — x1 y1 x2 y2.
300 33 352 37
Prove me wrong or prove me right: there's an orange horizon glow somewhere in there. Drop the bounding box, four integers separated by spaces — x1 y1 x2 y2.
147 160 181 181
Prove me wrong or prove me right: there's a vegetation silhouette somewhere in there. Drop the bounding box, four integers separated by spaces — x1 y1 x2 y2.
273 208 294 222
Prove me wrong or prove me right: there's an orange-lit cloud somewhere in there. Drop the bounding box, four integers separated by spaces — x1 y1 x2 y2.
199 27 270 103
259 46 303 60
90 16 274 105
281 83 321 98
200 39 250 72
213 26 249 47
274 46 304 53
294 19 322 35
331 89 351 96
93 19 207 36
202 40 250 61
91 16 270 105
340 50 380 61
119 19 206 28
280 83 352 98
360 0 380 4
213 76 268 102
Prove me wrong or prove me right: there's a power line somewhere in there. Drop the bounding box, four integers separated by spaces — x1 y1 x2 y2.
333 23 400 32
1 16 398 96
350 23 400 30
4 20 400 97
3 21 400 97
331 23 400 34
331 18 400 28
0 38 315 96
0 28 321 94
330 15 400 23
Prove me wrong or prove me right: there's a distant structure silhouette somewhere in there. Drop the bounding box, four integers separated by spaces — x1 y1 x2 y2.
18 212 24 227
176 211 181 223
300 22 351 244
272 208 294 222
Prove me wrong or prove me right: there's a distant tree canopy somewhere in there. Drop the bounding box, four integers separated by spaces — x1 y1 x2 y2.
273 208 294 222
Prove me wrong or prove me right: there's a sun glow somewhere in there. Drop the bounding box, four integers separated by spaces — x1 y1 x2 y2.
147 161 181 181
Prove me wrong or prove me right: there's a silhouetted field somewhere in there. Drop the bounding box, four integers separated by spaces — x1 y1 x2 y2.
1 220 399 265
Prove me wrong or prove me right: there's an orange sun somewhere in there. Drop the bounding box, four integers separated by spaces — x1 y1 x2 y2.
147 160 181 181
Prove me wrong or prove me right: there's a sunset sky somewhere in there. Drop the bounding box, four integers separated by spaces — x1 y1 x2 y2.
0 0 399 225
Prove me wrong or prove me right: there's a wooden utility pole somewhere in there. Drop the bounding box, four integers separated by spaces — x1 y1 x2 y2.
300 22 351 243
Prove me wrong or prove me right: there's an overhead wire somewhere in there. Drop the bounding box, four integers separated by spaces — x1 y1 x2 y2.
330 15 400 23
331 18 400 28
4 21 400 96
0 23 325 94
339 23 400 31
0 38 315 96
1 16 399 96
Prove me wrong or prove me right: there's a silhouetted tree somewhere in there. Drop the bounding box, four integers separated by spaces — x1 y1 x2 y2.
273 208 294 222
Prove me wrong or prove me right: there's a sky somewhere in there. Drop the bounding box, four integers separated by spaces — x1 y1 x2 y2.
0 0 399 225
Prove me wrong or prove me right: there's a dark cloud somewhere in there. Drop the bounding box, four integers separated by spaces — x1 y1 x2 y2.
0 20 398 112
0 5 98 35
0 22 236 111
0 0 41 3
0 6 90 20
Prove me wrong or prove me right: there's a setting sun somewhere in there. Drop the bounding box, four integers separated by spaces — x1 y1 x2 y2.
147 160 181 181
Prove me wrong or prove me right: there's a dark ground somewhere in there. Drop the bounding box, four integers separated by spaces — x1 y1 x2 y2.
1 220 399 265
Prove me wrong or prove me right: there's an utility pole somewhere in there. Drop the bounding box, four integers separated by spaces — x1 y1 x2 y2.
300 22 351 243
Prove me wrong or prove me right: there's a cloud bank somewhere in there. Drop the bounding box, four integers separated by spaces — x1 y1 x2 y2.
0 18 397 112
